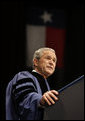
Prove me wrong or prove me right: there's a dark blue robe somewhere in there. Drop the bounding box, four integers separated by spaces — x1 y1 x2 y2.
6 71 50 120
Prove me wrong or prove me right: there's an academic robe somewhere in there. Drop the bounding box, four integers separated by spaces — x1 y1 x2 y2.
6 71 50 120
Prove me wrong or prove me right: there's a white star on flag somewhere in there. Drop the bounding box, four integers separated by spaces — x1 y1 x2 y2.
40 11 53 23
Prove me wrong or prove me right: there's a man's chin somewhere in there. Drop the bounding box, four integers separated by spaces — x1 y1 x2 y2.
45 70 54 77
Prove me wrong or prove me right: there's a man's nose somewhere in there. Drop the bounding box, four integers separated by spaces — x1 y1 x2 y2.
49 60 54 65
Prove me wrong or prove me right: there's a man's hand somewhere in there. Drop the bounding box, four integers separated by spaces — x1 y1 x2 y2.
40 90 59 106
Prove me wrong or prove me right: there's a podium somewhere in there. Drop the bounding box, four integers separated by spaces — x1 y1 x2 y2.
44 75 84 120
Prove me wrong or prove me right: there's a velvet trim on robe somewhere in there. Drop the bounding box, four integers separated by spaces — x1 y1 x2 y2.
6 71 50 120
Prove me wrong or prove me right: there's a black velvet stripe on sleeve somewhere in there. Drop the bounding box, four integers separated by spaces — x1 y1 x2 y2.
13 85 36 95
12 78 37 91
12 78 37 103
15 88 37 104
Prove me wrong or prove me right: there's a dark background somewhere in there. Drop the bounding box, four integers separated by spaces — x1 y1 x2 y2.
1 1 84 120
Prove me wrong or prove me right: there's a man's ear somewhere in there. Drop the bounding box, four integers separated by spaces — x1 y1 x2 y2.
33 58 39 67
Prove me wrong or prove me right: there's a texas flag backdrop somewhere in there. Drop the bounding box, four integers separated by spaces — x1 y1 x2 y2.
25 7 66 68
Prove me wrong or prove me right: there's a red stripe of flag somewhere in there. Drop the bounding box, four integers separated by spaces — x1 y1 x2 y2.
46 27 66 68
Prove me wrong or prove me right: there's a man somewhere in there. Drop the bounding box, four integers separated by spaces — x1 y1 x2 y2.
6 47 59 120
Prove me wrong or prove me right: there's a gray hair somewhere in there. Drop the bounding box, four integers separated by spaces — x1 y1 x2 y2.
33 47 56 61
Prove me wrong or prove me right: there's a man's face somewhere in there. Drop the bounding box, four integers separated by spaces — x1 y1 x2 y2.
34 50 57 78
